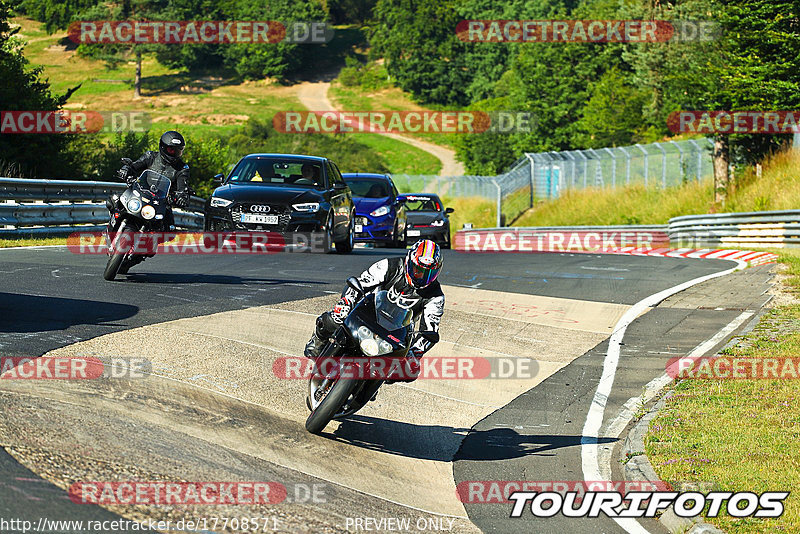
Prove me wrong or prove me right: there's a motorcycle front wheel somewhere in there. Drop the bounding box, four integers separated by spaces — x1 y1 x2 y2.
103 228 134 281
305 376 358 434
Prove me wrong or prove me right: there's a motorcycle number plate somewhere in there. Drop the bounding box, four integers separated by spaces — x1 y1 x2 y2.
355 224 363 233
407 229 421 236
241 214 278 225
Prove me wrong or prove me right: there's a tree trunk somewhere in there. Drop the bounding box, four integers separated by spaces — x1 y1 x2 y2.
134 48 142 99
713 136 729 205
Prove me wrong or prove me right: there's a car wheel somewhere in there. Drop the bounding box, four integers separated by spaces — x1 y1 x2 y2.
335 214 354 254
392 223 407 249
323 214 335 254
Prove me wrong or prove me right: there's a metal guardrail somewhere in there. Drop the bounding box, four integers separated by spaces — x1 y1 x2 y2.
0 177 206 235
668 210 800 248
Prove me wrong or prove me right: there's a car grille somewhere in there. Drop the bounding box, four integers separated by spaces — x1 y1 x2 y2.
230 203 292 231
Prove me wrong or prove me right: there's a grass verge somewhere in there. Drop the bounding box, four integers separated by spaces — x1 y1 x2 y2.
515 149 800 226
646 249 800 533
0 237 66 248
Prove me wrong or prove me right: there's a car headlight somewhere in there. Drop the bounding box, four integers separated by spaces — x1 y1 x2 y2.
126 199 142 212
370 206 390 217
210 197 233 208
292 202 320 212
431 219 446 226
141 205 156 220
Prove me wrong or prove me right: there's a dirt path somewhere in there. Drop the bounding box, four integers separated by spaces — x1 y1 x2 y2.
295 80 465 177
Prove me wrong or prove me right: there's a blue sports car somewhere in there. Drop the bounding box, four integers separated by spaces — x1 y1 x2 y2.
341 173 407 248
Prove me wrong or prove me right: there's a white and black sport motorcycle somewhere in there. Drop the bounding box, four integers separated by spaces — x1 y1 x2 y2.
305 277 438 434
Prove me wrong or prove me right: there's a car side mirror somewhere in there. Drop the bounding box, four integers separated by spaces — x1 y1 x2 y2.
120 157 133 166
396 196 406 204
417 331 440 344
333 182 348 190
213 173 224 184
445 207 454 214
346 276 364 297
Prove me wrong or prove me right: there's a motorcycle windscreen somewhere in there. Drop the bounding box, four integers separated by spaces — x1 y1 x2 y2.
374 290 412 331
137 170 172 199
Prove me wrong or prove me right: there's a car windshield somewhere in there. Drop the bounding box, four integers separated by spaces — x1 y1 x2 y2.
136 170 171 199
374 290 412 331
346 179 390 198
403 195 441 211
228 158 324 188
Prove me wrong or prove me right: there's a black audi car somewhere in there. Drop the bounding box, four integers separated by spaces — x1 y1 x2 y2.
400 193 454 248
204 154 355 253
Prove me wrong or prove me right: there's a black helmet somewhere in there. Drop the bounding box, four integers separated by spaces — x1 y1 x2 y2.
159 131 185 165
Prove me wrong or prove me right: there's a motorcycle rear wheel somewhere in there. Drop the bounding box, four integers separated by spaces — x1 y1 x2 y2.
305 377 357 434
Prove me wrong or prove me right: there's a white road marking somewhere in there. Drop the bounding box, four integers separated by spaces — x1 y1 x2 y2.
598 310 754 480
581 258 747 534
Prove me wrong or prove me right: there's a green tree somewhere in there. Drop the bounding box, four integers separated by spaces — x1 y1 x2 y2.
0 0 81 177
575 67 648 148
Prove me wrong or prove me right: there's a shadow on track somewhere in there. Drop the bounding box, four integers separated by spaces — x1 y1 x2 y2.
0 293 138 333
118 273 328 285
327 415 616 462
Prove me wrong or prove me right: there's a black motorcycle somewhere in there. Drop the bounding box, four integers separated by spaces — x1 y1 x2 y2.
103 169 172 280
305 277 439 434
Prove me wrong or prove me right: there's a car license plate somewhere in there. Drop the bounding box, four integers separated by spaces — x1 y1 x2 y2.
407 229 421 236
355 224 363 233
241 214 279 225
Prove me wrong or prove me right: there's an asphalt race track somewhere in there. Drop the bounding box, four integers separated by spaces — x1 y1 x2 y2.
0 245 774 533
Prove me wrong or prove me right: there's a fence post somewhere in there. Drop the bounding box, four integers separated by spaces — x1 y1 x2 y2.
653 142 667 188
577 151 588 188
670 140 685 183
618 147 631 185
491 178 502 227
526 153 535 205
688 139 702 181
635 144 648 186
587 148 603 187
604 147 617 188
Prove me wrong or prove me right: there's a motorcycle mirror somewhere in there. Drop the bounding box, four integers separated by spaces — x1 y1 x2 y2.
417 330 440 344
346 276 364 296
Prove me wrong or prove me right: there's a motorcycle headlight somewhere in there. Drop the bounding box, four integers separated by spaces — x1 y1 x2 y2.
141 205 156 220
292 202 320 212
357 326 373 340
370 206 390 217
210 197 233 208
431 219 445 226
360 338 380 357
378 339 393 354
126 199 142 212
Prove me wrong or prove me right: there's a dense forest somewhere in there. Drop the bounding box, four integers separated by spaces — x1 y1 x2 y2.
2 0 799 194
